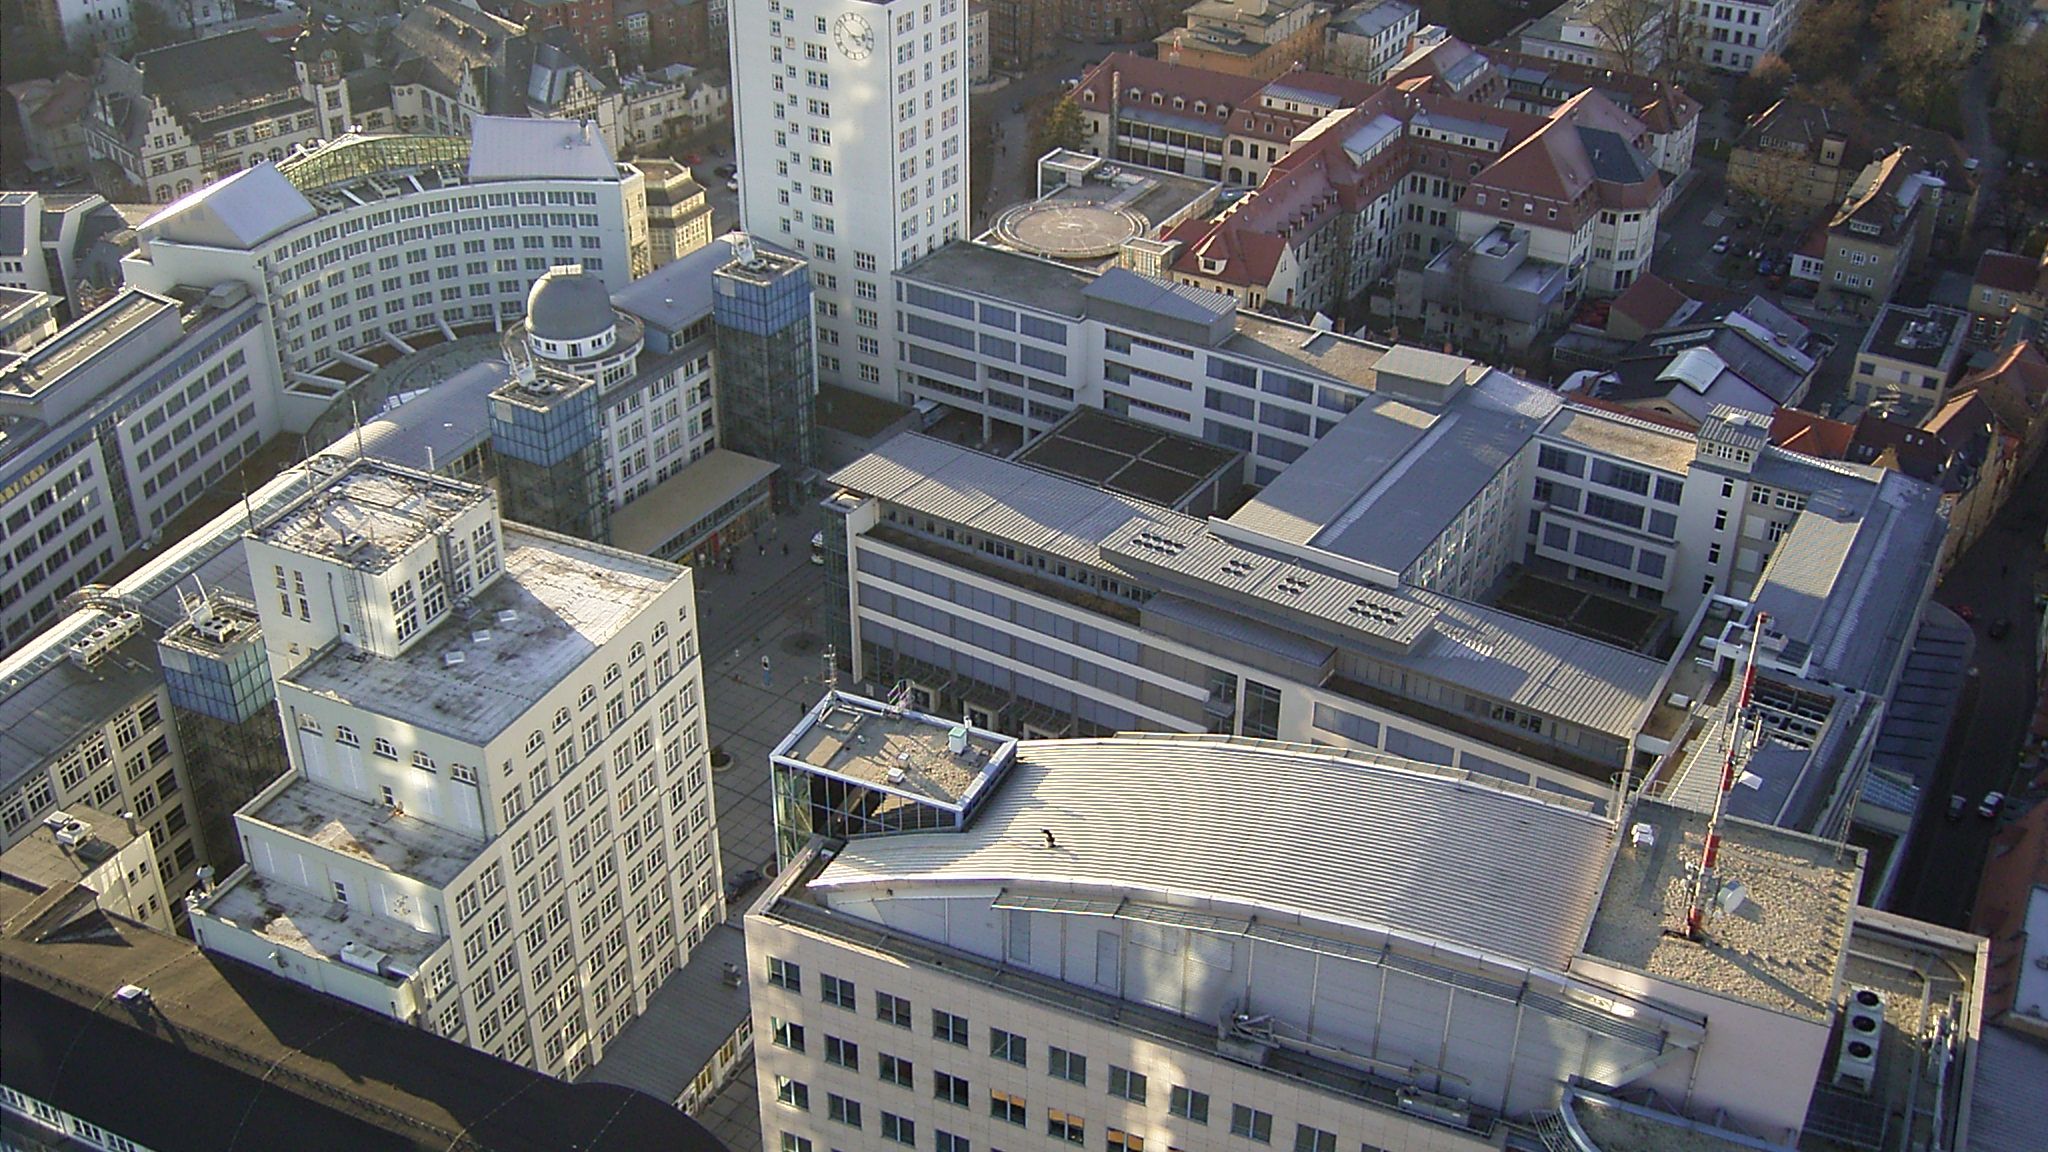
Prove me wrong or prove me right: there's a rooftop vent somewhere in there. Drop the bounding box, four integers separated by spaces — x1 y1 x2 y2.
1630 822 1656 849
443 651 467 667
53 818 92 847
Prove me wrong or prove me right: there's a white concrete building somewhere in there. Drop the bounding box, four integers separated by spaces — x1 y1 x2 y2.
120 118 646 412
1676 0 1800 74
188 459 725 1077
729 0 972 399
1324 0 1420 83
748 695 1988 1152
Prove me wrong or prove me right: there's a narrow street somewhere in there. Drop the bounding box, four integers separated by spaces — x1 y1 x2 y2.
1888 468 2046 927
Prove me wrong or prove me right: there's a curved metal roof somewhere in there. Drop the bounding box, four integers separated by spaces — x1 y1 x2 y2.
526 267 616 343
813 734 1619 971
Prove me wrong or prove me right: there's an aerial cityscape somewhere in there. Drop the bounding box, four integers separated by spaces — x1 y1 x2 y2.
0 0 2042 1148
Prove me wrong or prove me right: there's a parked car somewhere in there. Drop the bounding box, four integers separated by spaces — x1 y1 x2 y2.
681 151 703 166
714 162 737 178
726 178 739 192
724 867 762 900
1711 235 1731 254
1978 791 2005 819
1947 793 1968 820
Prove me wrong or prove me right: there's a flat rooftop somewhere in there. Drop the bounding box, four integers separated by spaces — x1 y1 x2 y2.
249 777 481 887
1581 800 1861 1022
1012 407 1241 511
251 459 487 571
901 241 1093 319
202 867 443 970
285 528 682 745
1543 404 1698 476
781 692 1013 811
0 622 163 797
814 734 1619 972
0 290 173 404
1857 304 1966 370
0 804 141 893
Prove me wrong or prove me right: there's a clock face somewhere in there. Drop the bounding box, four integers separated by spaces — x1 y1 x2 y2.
833 11 874 60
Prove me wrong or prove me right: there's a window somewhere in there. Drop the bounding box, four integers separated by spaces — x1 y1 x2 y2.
1108 1066 1146 1103
1169 1086 1209 1123
932 1009 968 1045
373 737 399 759
882 1112 916 1146
1048 1110 1085 1145
990 1028 1027 1065
1049 1047 1086 1085
781 1135 813 1152
1109 1131 1144 1152
933 1071 969 1106
822 973 856 1009
829 1094 863 1127
1231 1106 1272 1143
877 991 912 1027
1292 1127 1334 1152
776 1076 811 1110
823 1033 860 1070
991 1090 1028 1125
936 1132 969 1152
881 1053 914 1088
771 1018 806 1052
768 957 801 992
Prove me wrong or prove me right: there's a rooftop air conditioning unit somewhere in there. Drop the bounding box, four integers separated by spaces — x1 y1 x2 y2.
54 819 93 848
1833 987 1884 1093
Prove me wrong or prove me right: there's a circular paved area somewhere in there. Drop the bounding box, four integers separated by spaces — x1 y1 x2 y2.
991 203 1146 259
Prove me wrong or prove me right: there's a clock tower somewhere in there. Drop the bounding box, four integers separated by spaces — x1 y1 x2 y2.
728 0 971 401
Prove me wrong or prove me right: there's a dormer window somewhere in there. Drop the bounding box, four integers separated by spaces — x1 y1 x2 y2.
336 726 359 747
413 751 437 773
1173 96 1185 109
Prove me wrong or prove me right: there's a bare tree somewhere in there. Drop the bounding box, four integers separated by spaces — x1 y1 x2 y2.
1728 143 1810 226
1873 0 1968 115
1587 0 1668 77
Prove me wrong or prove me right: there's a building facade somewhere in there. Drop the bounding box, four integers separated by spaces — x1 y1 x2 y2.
0 610 208 920
188 460 725 1078
749 701 1987 1152
729 0 972 399
88 29 348 205
120 118 645 393
0 285 279 650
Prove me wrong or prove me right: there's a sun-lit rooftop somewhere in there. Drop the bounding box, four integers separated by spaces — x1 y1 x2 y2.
1581 800 1862 1022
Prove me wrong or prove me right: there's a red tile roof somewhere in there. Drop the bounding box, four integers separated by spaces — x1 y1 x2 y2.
1609 273 1691 333
1769 408 1856 459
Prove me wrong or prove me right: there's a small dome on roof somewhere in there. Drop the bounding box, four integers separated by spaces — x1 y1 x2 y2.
526 266 615 345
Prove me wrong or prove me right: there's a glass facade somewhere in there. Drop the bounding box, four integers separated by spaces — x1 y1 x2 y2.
489 376 609 542
713 250 815 505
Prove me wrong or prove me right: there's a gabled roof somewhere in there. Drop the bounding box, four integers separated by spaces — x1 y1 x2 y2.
1769 408 1856 460
1973 249 2047 295
137 163 317 250
1609 272 1692 332
133 29 299 114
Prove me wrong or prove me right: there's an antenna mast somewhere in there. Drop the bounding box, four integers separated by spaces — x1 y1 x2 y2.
1684 610 1768 940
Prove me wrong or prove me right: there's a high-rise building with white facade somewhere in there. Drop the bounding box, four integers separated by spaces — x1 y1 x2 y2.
729 0 972 399
188 459 726 1077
